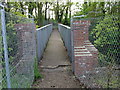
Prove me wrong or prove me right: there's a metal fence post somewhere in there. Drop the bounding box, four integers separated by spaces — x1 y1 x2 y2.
1 8 11 88
70 17 75 73
0 11 2 90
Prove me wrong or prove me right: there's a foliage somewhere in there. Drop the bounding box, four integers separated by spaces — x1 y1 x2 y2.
34 57 42 81
4 12 33 65
73 1 120 65
73 1 120 17
91 15 120 64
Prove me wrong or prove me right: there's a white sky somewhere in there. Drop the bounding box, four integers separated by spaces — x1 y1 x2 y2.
42 1 84 19
32 0 84 19
71 0 84 15
71 0 84 2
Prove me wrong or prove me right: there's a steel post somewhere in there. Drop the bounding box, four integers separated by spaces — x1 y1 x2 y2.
1 8 11 88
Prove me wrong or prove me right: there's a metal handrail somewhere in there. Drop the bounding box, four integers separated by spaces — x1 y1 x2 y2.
36 24 52 31
58 24 71 29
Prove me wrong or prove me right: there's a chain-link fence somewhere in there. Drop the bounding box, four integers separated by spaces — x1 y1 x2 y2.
58 15 119 88
0 9 36 88
71 15 120 88
36 24 53 61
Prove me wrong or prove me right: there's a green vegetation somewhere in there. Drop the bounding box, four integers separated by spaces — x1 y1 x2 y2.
73 1 120 65
0 11 35 88
92 15 119 65
4 1 72 27
73 1 120 88
34 57 42 81
0 0 119 88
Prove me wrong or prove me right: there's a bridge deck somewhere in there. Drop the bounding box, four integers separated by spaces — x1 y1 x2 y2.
32 29 82 88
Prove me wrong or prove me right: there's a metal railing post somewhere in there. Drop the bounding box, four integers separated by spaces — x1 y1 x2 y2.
70 17 75 73
1 8 11 88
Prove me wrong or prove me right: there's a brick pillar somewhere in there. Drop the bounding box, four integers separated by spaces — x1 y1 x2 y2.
72 20 98 77
73 20 90 46
14 23 36 75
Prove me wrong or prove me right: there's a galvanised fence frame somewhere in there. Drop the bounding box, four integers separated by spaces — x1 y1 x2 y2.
0 6 11 88
36 24 53 61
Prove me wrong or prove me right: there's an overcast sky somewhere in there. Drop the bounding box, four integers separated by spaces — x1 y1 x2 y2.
71 0 84 2
71 0 84 15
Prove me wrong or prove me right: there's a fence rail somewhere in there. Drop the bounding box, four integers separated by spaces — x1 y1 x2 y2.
36 24 53 60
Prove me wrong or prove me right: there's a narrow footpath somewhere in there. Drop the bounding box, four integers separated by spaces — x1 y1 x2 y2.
32 29 82 88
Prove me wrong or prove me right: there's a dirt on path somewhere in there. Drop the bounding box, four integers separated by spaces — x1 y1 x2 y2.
32 29 82 88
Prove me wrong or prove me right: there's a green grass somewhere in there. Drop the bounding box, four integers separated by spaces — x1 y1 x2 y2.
11 74 32 88
1 57 43 88
0 69 2 89
1 72 33 88
94 71 120 88
34 57 43 81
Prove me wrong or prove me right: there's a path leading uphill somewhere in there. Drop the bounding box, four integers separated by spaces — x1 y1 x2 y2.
32 29 83 88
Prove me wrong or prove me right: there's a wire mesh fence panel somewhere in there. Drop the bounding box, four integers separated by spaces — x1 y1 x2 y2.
71 15 120 88
0 10 36 88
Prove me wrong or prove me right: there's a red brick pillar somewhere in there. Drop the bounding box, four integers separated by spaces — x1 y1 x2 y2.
14 23 36 75
72 20 98 77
